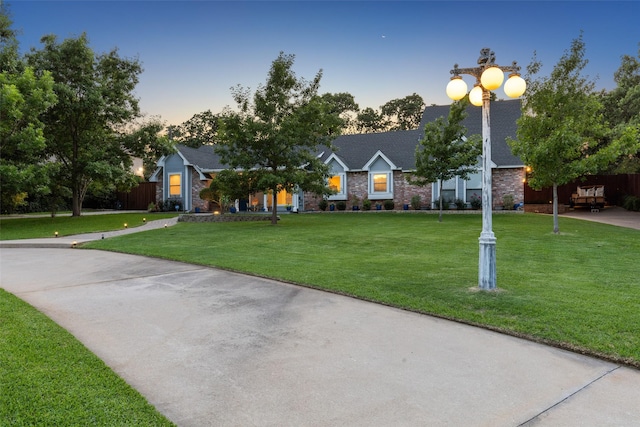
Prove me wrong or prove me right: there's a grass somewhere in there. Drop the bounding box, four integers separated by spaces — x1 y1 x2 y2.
2 211 638 423
0 289 175 426
84 212 640 367
0 213 178 240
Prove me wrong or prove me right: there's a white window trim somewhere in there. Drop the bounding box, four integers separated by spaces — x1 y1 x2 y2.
168 172 182 198
368 171 393 200
327 172 347 201
364 151 396 200
325 154 349 201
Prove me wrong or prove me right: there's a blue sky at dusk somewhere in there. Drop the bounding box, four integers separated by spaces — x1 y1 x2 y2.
9 1 640 126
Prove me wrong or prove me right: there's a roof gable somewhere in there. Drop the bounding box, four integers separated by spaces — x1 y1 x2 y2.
321 130 422 171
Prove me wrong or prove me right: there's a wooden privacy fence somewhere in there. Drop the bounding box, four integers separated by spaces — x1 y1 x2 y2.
525 174 640 206
116 182 156 210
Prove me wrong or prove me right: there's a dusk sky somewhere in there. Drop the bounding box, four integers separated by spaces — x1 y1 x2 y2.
9 1 640 127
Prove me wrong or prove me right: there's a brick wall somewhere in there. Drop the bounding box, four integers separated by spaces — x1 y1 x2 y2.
191 172 211 211
155 175 163 204
492 168 525 208
303 171 434 211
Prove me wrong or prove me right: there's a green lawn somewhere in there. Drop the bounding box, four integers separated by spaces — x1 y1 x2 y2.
0 289 175 426
85 212 640 367
0 213 178 240
1 211 638 424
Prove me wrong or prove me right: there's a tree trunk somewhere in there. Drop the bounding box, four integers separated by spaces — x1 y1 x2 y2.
271 191 278 225
553 182 559 234
72 183 82 217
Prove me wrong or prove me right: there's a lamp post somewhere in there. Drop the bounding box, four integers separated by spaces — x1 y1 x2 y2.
445 48 526 290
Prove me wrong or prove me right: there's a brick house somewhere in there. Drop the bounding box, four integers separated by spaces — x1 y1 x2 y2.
150 99 525 212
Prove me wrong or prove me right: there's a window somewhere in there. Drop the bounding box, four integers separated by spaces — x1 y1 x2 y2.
169 173 181 196
368 171 392 198
365 152 395 200
329 175 342 192
373 173 387 192
465 170 482 201
327 173 346 200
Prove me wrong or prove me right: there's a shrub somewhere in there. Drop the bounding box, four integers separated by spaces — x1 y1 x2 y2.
434 198 450 210
165 197 182 212
502 194 514 210
336 201 347 211
318 199 328 211
383 200 394 210
623 195 640 211
454 198 466 210
470 193 482 209
362 199 372 210
410 195 421 210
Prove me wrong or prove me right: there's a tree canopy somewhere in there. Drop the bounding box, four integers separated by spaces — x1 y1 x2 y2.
216 52 343 224
168 109 219 148
26 33 172 216
380 93 425 131
0 6 57 213
508 35 638 233
600 46 640 173
408 98 481 222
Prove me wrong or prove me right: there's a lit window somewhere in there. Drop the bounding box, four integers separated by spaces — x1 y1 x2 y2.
169 174 181 196
327 173 346 200
329 175 342 192
373 173 387 192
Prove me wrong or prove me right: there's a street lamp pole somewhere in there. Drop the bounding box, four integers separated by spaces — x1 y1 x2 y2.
445 48 526 290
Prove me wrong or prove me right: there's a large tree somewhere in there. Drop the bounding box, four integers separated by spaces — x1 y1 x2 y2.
355 107 386 134
508 35 637 233
600 46 640 173
381 93 425 131
169 109 219 148
216 52 343 225
319 92 359 134
27 33 171 216
407 98 481 222
0 5 57 213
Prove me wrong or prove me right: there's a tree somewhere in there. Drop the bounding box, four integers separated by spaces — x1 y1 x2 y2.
199 169 256 212
319 92 359 134
216 52 343 225
508 35 637 234
600 46 640 173
355 107 386 134
407 98 481 222
170 109 219 148
381 93 425 130
27 34 171 216
0 5 57 213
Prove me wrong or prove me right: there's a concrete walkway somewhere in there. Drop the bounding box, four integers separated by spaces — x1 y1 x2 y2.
1 211 639 426
560 205 640 230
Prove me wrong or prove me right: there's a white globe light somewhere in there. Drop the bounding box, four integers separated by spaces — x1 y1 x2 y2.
446 77 468 101
480 66 504 91
469 86 484 107
504 74 527 98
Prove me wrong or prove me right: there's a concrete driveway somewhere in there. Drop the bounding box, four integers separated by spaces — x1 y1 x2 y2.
1 247 639 426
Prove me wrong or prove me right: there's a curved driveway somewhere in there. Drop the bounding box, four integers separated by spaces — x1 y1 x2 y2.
1 212 639 426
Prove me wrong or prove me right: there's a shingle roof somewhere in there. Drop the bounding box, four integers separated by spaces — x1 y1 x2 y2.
177 144 227 171
173 99 523 171
319 130 422 170
419 99 523 167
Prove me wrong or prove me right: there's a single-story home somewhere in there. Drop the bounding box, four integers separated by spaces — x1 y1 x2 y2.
150 99 525 212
